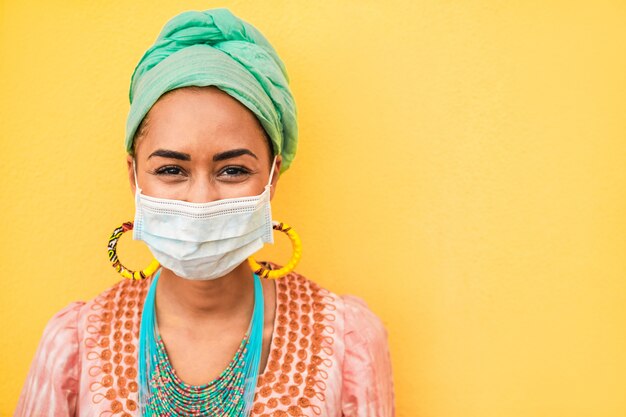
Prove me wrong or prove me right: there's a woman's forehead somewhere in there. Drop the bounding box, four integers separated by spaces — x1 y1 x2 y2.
135 86 270 159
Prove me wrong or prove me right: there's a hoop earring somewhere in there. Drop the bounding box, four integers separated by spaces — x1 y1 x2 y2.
248 221 302 279
108 222 160 280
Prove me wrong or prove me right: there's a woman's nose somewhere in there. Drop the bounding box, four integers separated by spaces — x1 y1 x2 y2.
186 177 219 203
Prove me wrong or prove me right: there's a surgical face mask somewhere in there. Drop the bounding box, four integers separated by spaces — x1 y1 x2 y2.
132 156 277 280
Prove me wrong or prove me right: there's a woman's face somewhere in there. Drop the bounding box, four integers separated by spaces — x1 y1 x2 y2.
127 86 281 202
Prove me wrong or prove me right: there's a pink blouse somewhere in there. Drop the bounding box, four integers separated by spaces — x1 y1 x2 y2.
14 269 394 416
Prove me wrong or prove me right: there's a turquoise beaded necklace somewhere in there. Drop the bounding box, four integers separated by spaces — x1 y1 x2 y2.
138 269 264 416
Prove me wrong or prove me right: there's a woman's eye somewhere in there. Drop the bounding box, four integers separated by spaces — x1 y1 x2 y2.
219 166 251 179
154 166 185 176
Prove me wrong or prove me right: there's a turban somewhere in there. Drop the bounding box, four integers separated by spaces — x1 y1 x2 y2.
125 8 298 172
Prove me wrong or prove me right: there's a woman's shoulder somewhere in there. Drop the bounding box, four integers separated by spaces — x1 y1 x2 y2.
275 265 388 339
279 265 383 313
49 277 149 316
35 300 86 350
31 277 145 352
17 279 148 416
280 269 395 416
263 266 394 415
340 293 389 342
75 277 151 318
42 278 151 352
45 299 86 325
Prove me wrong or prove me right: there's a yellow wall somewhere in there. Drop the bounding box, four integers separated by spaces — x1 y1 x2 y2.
1 1 625 416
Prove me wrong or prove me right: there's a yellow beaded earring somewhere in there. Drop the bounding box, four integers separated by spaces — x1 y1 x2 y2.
248 221 302 279
108 222 160 280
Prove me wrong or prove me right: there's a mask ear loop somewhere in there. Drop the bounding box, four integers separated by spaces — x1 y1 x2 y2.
267 155 278 188
132 158 141 193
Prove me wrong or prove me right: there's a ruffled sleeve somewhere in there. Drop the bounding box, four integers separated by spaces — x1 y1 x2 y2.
14 301 85 417
341 295 395 417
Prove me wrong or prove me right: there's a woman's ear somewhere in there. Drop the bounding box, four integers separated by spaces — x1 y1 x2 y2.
269 155 282 201
126 155 137 195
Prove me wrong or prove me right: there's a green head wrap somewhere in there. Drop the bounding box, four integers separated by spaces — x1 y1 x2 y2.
126 8 298 172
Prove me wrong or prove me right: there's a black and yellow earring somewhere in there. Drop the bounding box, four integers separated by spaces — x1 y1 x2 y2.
107 222 160 280
248 221 302 279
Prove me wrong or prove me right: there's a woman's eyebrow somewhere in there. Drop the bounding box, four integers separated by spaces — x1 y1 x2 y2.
148 149 191 161
213 148 258 162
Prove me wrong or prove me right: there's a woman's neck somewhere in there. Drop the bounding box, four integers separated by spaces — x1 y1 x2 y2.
154 262 256 327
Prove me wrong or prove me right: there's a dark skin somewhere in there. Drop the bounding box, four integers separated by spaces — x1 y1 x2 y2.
126 86 281 385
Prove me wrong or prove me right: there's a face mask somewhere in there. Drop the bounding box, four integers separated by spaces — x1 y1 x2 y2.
132 156 277 280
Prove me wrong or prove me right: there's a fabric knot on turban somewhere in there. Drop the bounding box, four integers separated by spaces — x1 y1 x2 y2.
126 8 298 172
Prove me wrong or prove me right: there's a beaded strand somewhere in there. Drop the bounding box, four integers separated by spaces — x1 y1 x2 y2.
138 269 264 416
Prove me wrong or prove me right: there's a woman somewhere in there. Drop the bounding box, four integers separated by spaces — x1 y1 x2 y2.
15 8 394 417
